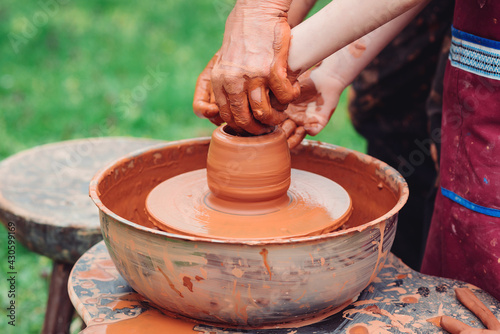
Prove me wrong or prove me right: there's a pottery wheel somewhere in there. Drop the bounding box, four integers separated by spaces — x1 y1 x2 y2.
145 169 352 240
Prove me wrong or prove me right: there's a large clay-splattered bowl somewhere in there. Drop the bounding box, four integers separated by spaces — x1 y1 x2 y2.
89 138 408 328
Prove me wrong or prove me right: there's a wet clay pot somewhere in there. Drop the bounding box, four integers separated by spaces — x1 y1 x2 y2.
207 125 291 203
145 126 352 240
90 138 408 328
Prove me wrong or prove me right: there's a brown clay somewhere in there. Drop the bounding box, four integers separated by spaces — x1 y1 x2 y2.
82 309 201 334
78 269 115 282
427 288 500 333
427 316 442 328
454 288 500 331
145 168 352 240
207 125 291 203
98 139 400 241
347 39 367 58
348 324 370 334
145 126 352 240
90 138 408 328
259 248 272 280
401 295 419 304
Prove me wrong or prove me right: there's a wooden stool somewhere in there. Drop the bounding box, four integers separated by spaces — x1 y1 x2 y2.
0 137 162 334
70 241 500 333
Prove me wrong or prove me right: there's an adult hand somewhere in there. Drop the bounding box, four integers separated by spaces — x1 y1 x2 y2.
433 288 500 334
193 53 306 148
280 119 306 149
284 63 345 146
193 52 224 126
211 0 300 135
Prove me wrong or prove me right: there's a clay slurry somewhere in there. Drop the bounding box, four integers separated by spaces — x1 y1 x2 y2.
145 125 352 240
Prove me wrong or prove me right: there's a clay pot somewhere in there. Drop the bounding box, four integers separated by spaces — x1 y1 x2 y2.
207 125 291 203
90 138 408 328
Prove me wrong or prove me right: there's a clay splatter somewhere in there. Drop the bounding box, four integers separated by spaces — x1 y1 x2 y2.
158 267 183 298
348 324 369 334
260 248 272 280
232 268 244 278
183 276 193 292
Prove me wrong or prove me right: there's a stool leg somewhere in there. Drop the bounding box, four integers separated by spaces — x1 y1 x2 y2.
42 261 74 334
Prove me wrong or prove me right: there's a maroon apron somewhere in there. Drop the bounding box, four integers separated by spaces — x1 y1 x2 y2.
421 0 500 300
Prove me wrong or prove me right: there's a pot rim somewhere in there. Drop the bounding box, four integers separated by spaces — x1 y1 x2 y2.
89 137 409 246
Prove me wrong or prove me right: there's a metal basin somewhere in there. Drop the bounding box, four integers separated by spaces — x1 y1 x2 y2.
89 138 408 328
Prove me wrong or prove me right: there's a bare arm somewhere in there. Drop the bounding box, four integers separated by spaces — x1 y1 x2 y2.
288 0 318 27
288 0 425 74
308 0 430 89
285 0 429 147
196 0 427 135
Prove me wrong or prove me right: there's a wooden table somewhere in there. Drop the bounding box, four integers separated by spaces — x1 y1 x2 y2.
0 137 163 333
70 241 500 333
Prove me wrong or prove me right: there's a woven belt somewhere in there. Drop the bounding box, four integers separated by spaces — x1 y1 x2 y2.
450 26 500 80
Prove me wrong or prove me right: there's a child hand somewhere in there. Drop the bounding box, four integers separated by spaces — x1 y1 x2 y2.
285 64 344 140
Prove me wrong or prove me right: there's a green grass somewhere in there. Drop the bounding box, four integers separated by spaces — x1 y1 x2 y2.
0 0 365 333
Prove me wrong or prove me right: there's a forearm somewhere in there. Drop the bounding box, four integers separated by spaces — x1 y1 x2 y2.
288 0 318 28
288 0 426 73
230 0 293 16
306 0 430 90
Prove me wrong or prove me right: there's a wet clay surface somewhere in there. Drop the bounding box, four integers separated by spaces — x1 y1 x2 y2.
71 242 500 333
145 168 352 240
207 126 292 203
90 139 409 327
97 139 401 238
145 126 351 239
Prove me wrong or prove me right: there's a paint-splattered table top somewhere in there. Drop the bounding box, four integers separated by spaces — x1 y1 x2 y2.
70 241 500 334
0 138 163 263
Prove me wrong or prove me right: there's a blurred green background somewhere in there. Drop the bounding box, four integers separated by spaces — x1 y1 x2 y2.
0 0 366 332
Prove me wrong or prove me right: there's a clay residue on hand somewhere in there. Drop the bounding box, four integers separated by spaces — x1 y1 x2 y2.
209 0 299 135
348 38 367 58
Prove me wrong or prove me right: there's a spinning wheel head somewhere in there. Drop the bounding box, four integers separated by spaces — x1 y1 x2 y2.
145 126 352 240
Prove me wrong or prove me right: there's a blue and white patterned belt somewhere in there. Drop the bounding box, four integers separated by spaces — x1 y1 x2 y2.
450 26 500 80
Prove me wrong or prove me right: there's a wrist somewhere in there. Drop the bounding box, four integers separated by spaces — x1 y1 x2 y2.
311 66 347 96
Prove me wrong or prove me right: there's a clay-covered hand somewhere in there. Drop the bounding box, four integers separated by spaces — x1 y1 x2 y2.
280 119 306 149
436 288 500 334
193 52 224 126
211 0 300 135
284 62 345 144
